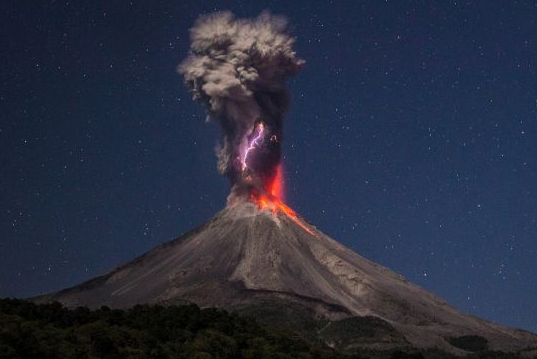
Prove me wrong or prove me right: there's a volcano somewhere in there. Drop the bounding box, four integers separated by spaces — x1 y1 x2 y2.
39 196 537 354
26 11 537 356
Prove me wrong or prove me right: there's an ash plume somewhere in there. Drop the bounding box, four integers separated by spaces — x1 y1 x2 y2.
178 11 304 201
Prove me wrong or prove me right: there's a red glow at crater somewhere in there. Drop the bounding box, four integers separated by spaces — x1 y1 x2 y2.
270 165 284 200
250 166 314 235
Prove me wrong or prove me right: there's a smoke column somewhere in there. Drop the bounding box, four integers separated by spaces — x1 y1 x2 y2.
178 11 303 202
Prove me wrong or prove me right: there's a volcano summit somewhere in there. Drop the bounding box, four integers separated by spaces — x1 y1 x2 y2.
38 11 537 356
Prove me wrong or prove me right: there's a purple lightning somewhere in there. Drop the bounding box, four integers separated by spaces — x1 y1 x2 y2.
241 123 265 171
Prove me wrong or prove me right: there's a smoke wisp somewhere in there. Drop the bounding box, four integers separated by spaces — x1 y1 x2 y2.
178 11 303 201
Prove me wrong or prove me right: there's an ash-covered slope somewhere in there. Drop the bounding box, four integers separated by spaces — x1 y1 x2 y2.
40 200 537 352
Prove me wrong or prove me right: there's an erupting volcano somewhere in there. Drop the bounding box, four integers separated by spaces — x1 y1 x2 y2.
37 11 537 355
178 10 313 235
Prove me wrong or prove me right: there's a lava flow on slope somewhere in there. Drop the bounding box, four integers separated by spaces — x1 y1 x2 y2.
247 165 315 235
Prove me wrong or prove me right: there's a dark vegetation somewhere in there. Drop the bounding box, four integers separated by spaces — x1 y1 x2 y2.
0 299 529 359
231 300 411 353
0 298 341 359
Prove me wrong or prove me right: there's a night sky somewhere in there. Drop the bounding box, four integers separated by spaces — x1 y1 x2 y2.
1 1 536 332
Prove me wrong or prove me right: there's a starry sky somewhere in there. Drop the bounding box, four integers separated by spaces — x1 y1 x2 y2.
1 1 536 332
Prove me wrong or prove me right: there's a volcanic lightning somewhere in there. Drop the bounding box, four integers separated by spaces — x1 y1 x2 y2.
241 123 265 171
178 11 312 233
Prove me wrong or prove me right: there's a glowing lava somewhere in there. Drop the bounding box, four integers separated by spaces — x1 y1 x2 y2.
255 194 315 235
250 167 314 235
270 164 284 199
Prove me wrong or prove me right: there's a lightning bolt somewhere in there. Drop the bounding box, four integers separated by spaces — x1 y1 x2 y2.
241 123 265 171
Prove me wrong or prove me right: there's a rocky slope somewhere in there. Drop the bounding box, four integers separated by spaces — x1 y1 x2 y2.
38 200 537 353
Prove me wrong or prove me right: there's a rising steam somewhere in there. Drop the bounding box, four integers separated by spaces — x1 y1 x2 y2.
178 11 303 202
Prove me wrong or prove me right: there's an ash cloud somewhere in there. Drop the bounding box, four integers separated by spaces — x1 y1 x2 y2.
178 11 303 199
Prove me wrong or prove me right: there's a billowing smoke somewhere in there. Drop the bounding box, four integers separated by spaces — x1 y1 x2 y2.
178 11 303 201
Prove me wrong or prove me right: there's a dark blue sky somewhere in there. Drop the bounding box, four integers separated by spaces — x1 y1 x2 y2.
1 1 536 332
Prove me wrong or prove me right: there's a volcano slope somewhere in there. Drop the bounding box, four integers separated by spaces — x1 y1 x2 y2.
38 200 537 354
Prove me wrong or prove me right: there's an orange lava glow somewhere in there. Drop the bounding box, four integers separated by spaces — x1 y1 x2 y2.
251 167 315 235
270 165 284 200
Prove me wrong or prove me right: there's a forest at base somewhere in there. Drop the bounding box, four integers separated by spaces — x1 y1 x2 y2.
0 298 530 359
